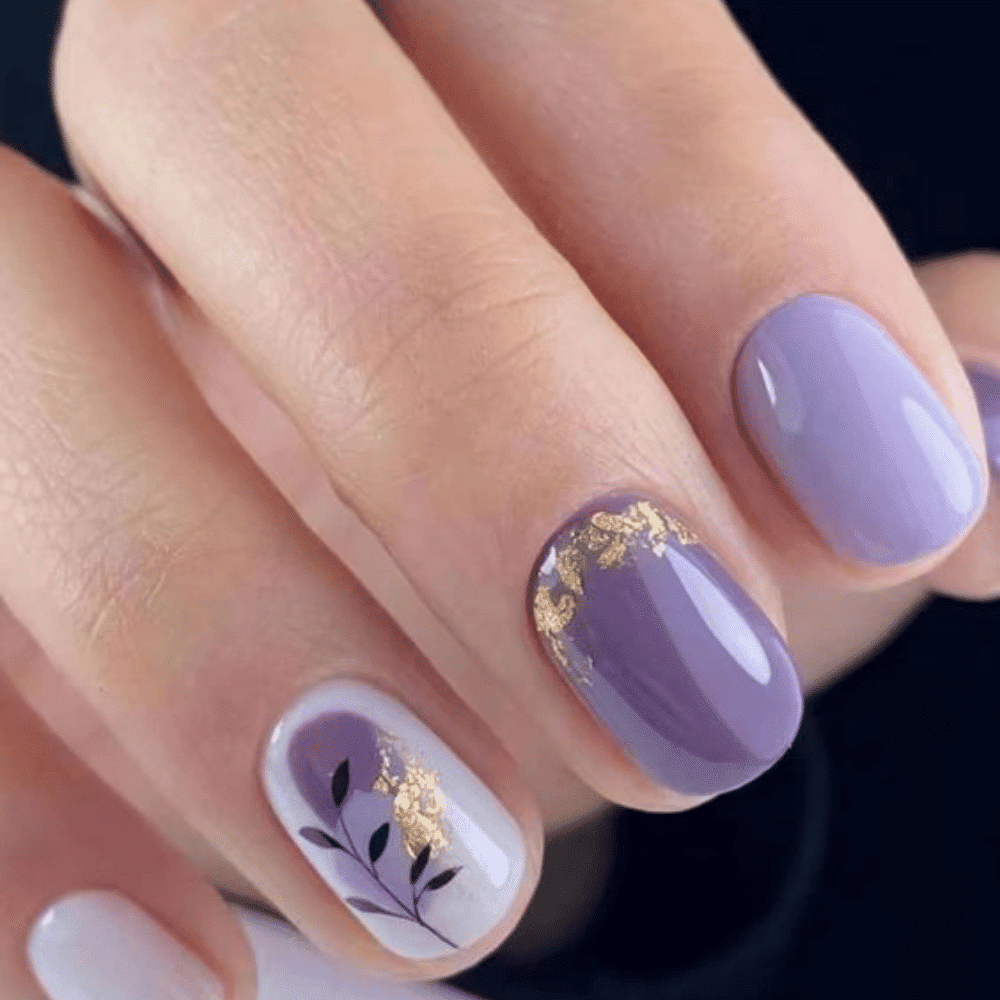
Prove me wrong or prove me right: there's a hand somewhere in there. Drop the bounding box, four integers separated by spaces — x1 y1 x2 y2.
0 0 996 996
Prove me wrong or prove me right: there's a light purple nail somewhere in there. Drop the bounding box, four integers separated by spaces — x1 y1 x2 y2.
263 682 526 960
967 363 1000 476
530 494 803 796
734 294 984 565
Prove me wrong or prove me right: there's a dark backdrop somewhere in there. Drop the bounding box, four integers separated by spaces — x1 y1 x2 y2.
2 3 998 998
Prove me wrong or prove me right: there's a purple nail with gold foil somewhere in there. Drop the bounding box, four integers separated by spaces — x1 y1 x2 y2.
264 682 526 960
531 494 803 796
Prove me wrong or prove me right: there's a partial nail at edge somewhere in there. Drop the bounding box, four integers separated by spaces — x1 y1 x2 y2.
530 493 803 797
28 890 223 1000
966 363 1000 477
263 681 527 961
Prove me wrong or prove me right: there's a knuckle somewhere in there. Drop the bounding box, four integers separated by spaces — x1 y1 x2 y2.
294 208 578 447
0 403 227 659
56 485 231 657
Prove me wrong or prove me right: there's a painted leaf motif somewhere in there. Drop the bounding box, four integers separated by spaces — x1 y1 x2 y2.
345 898 399 916
331 759 350 808
424 867 460 892
410 843 431 885
368 822 390 864
299 827 345 850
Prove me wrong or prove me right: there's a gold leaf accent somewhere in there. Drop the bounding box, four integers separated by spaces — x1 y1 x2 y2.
597 537 628 568
555 546 586 596
635 500 668 543
373 737 451 858
533 585 575 635
669 518 698 546
533 502 697 686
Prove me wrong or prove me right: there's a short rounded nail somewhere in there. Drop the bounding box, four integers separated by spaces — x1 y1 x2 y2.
233 904 455 999
530 494 803 797
28 890 223 1000
263 681 527 961
734 294 985 566
966 363 1000 477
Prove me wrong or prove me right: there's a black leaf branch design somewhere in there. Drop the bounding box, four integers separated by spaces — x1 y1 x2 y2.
298 757 461 949
410 843 431 885
369 822 390 864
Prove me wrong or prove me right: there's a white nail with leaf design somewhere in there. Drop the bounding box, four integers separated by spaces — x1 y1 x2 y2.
263 680 527 960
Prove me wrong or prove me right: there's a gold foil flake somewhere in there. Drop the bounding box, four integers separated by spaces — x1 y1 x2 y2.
590 511 639 537
533 585 576 634
555 545 586 595
533 586 580 678
635 501 668 544
596 537 628 569
372 736 451 858
588 507 643 568
642 501 699 546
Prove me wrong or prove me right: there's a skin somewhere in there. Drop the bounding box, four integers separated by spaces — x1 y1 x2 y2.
0 0 997 993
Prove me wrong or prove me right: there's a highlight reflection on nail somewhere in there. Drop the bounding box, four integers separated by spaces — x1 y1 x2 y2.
531 494 803 796
263 681 526 960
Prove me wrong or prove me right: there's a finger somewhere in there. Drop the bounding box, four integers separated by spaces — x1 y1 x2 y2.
0 672 253 1000
0 145 538 975
69 185 607 836
56 0 803 807
914 252 1000 598
380 0 987 582
1 592 266 906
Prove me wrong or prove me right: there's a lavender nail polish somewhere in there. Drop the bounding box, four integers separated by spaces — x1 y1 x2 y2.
734 294 985 565
966 364 1000 476
264 682 526 960
530 495 802 796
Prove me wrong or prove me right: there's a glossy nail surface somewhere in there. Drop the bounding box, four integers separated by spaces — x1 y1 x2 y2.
28 890 222 1000
235 906 452 1000
734 294 984 565
263 681 526 960
531 494 802 796
967 364 1000 476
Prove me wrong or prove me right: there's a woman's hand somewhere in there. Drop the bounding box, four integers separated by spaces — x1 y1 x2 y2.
0 0 996 996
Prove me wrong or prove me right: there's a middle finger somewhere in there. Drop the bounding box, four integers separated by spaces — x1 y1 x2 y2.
56 0 803 804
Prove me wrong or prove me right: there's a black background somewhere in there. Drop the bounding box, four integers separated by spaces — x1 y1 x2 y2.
2 3 998 998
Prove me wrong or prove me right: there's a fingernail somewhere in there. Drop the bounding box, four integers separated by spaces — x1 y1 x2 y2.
734 294 985 565
530 494 802 796
966 364 1000 476
28 890 223 1000
232 904 453 1000
263 681 526 961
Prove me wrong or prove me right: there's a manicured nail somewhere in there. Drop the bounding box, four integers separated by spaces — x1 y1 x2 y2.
263 681 526 961
966 364 1000 477
28 890 222 1000
233 904 454 1000
530 494 802 796
734 294 984 565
